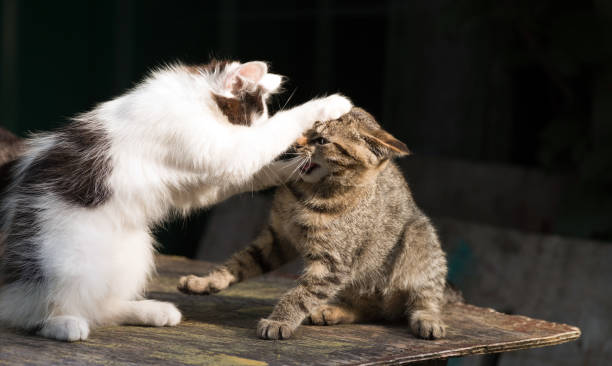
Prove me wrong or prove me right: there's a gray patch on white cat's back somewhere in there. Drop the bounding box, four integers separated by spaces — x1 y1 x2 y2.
19 121 113 208
1 120 112 286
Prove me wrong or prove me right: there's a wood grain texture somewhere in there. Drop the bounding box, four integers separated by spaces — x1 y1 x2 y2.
0 255 580 366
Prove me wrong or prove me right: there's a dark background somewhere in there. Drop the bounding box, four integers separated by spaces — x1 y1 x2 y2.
3 1 611 256
2 1 611 364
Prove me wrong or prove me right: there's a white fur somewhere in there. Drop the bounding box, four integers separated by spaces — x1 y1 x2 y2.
0 61 352 341
38 316 90 342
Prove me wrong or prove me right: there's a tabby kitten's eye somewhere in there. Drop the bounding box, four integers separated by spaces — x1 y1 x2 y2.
313 137 329 145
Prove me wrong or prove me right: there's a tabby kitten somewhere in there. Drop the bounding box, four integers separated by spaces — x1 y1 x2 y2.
179 107 453 340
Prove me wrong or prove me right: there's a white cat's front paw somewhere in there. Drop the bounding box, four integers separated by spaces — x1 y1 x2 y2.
38 316 90 342
136 300 182 327
317 94 352 121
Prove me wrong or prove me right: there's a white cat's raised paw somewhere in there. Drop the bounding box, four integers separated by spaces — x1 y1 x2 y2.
38 316 90 342
317 94 353 121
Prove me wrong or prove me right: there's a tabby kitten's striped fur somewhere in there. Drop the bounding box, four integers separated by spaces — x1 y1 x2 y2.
179 107 453 340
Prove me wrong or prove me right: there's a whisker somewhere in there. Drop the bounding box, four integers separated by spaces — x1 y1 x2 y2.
280 88 298 112
262 166 280 190
286 156 308 182
294 155 312 182
288 157 307 180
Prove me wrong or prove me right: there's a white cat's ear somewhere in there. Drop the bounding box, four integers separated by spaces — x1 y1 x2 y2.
224 61 268 91
259 73 283 93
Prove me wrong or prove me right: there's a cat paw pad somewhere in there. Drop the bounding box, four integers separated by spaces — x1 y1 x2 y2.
257 318 294 340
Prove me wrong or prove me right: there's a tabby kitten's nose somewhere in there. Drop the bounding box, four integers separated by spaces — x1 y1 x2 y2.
296 136 308 146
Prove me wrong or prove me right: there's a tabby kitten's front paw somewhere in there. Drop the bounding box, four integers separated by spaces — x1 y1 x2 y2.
410 310 447 339
257 318 295 340
178 270 232 295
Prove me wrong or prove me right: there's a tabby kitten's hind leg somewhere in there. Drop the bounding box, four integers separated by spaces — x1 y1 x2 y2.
306 304 359 326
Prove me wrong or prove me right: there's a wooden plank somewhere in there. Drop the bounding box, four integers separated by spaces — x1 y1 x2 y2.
0 255 580 366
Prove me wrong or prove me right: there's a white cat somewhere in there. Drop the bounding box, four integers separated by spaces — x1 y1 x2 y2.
0 60 352 341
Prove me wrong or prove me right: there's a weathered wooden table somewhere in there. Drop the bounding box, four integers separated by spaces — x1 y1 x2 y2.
0 255 580 365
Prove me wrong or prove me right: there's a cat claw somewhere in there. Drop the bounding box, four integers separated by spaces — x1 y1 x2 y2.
257 318 294 340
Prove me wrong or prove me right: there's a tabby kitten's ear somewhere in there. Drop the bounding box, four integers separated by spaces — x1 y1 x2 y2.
361 128 411 160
